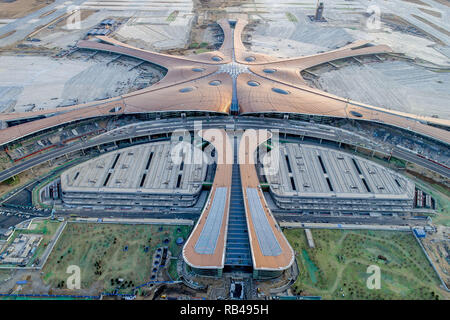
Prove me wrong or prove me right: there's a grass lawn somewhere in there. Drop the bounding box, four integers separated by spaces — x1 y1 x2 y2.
42 223 191 293
168 259 179 281
389 157 407 168
1 176 20 187
285 228 447 300
195 48 209 54
166 10 178 22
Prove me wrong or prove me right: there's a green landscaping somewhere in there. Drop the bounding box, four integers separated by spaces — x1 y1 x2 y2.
42 223 191 293
195 48 209 54
285 228 446 300
189 42 199 49
2 176 19 186
388 156 407 169
168 259 179 281
166 10 179 22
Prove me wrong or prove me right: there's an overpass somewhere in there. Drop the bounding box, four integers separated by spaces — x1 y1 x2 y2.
0 117 448 185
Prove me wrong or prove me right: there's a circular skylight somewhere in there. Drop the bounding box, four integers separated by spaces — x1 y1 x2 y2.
179 87 195 93
263 68 276 74
209 80 222 86
272 87 289 95
247 80 260 87
350 110 363 118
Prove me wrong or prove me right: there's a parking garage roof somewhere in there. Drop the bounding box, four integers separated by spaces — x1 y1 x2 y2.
61 141 207 195
265 143 415 199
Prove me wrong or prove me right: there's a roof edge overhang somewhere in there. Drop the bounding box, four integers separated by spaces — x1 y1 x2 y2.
239 112 450 147
0 111 229 147
181 245 225 271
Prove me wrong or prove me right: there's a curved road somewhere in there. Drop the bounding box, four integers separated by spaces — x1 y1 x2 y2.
0 117 448 184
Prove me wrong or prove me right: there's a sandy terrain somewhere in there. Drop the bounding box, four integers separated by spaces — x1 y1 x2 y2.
0 55 144 113
115 15 193 51
314 60 450 119
0 0 54 19
422 226 450 288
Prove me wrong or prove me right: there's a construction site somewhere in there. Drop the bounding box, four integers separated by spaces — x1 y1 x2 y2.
59 141 209 210
0 0 448 301
0 0 448 117
0 234 42 265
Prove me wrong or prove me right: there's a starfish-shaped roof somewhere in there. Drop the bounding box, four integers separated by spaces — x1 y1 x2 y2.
0 19 448 145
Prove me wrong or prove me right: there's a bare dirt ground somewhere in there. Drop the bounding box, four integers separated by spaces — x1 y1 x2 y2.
422 226 450 288
402 0 431 7
0 0 54 19
431 0 450 7
419 7 442 18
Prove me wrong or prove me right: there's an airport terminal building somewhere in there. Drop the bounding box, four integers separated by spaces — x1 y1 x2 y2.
1 17 445 285
263 144 415 216
182 130 295 280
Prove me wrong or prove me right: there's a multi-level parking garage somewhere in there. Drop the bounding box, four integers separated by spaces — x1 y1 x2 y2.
61 142 208 209
0 18 448 280
265 144 415 216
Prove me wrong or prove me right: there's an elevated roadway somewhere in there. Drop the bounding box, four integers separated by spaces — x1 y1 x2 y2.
0 117 448 185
